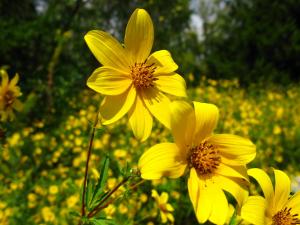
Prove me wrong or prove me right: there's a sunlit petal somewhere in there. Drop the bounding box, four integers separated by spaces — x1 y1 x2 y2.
100 86 136 124
215 163 249 181
214 174 249 206
155 73 187 97
248 168 274 204
170 101 195 148
141 88 171 129
87 67 131 95
208 181 228 225
193 102 219 144
147 50 178 74
125 8 154 63
208 134 256 165
273 169 291 212
84 30 129 70
138 143 187 179
241 196 266 225
128 95 152 141
188 168 212 223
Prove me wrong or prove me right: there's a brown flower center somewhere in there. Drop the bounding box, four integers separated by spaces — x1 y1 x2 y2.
4 90 15 108
272 207 300 225
189 142 221 175
130 62 157 89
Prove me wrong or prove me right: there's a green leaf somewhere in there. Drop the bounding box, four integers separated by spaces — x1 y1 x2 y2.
228 208 238 225
89 218 116 225
92 156 110 202
86 178 95 211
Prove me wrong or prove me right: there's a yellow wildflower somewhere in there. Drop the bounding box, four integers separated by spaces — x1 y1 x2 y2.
139 101 256 224
152 190 174 224
0 70 22 122
49 185 59 195
84 8 187 141
241 168 300 225
41 207 55 222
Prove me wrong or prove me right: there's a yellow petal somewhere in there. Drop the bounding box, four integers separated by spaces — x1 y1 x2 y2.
125 8 153 63
286 192 300 214
208 134 256 165
141 88 171 129
147 50 178 74
160 211 167 223
274 169 290 212
193 102 219 144
138 143 187 179
240 196 266 225
84 30 129 70
9 73 19 88
155 73 187 97
1 70 9 86
214 174 249 206
215 163 249 181
170 101 195 148
208 182 228 225
160 192 169 204
100 86 136 124
128 95 152 141
188 168 212 223
248 168 274 203
87 66 132 95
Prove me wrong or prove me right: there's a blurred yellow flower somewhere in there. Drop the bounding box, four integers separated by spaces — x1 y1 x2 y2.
49 185 59 195
244 168 300 225
139 101 256 224
152 190 174 224
0 69 22 122
41 207 55 222
84 8 187 141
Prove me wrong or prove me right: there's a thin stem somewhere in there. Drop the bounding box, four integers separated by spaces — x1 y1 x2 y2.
87 176 130 218
81 111 100 217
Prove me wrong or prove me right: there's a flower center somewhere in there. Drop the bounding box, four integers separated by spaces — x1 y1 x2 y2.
130 62 157 89
4 90 15 108
272 207 300 225
189 142 221 175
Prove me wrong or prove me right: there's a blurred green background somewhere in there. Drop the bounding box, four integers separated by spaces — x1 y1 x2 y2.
0 0 300 224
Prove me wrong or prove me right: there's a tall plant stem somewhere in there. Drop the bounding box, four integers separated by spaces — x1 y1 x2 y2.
81 111 100 217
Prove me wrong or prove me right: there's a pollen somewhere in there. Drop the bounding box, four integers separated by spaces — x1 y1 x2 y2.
130 62 157 89
272 207 300 225
189 142 221 175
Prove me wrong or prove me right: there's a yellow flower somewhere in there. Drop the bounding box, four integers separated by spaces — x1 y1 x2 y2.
0 70 22 122
139 101 256 224
241 168 300 225
84 8 187 141
152 190 174 224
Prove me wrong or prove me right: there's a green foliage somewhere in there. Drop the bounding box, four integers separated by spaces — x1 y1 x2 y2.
201 0 300 84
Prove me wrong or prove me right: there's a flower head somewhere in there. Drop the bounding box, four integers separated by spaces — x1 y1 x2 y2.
0 70 22 122
242 168 300 225
84 8 187 141
138 101 256 224
152 189 174 224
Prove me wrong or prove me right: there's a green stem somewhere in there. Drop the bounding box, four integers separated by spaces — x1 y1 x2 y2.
87 176 131 218
81 111 99 217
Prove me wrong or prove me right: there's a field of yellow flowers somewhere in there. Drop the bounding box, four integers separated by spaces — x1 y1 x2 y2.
1 75 300 225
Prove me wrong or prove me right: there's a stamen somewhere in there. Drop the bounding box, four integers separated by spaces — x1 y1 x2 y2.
189 142 221 175
272 207 300 225
4 90 15 108
130 62 157 89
